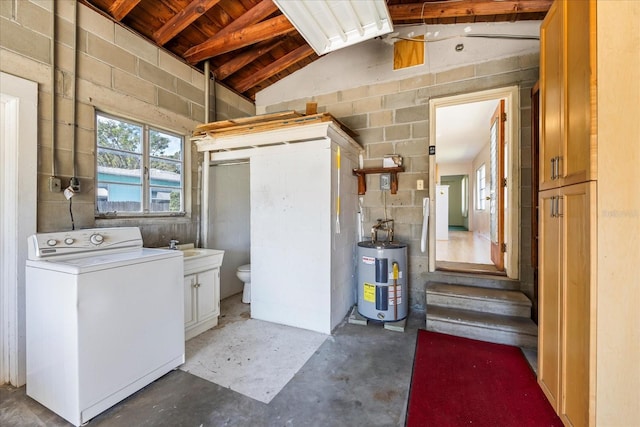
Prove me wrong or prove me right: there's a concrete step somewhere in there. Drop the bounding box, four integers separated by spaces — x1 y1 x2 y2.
426 305 538 348
426 282 532 318
425 270 521 291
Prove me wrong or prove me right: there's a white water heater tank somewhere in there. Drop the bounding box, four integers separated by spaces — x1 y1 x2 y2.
356 240 408 322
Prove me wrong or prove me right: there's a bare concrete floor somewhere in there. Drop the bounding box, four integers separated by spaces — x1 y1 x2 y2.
1 307 424 427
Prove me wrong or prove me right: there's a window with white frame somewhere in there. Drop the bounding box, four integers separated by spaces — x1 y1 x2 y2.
476 164 486 210
96 112 184 215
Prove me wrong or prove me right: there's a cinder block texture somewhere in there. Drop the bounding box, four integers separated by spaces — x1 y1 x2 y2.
1 1 253 243
265 54 539 309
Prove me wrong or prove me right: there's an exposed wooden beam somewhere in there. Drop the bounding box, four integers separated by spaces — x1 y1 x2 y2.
183 0 280 63
388 0 553 20
108 0 141 21
184 15 295 64
152 0 222 46
234 44 314 93
214 38 286 80
213 0 279 39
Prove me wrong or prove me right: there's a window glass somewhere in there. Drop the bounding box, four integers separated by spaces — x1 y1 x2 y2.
96 112 184 215
476 164 486 210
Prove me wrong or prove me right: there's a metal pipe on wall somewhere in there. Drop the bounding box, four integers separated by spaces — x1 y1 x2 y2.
50 0 56 177
204 61 210 123
71 0 78 178
200 61 211 248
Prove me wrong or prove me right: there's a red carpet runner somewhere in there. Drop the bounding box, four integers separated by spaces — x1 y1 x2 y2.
406 330 562 426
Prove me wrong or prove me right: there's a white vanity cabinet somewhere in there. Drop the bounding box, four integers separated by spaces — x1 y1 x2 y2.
182 249 225 340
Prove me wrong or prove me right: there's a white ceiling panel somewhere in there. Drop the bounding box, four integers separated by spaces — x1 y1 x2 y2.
274 0 393 55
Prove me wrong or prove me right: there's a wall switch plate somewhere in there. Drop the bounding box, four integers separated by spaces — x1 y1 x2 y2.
380 173 391 190
417 179 424 190
49 176 62 192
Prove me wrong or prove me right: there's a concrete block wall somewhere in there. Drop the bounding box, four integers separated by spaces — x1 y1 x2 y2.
0 1 254 246
262 54 539 309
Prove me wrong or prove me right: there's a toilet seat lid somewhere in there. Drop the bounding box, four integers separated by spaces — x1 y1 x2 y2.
238 264 251 272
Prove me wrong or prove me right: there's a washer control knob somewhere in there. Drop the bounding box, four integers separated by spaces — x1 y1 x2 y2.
89 234 104 245
64 238 75 245
46 239 57 247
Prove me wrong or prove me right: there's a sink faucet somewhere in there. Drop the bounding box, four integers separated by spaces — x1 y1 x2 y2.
169 239 179 250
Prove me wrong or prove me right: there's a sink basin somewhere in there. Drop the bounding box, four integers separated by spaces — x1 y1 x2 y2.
180 247 225 274
182 248 214 258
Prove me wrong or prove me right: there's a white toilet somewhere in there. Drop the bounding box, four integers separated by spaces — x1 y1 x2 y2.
236 264 251 303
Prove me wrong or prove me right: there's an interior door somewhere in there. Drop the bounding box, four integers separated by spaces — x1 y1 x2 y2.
489 100 505 270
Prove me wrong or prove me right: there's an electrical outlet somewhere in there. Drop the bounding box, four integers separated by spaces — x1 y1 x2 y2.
417 179 424 190
49 176 62 192
380 173 391 190
69 177 80 193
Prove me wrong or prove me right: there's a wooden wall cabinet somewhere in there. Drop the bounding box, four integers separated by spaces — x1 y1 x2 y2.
538 183 595 426
537 188 561 410
538 1 597 425
539 1 640 425
539 0 596 192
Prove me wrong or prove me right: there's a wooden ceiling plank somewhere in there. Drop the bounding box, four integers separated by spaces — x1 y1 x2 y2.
184 15 295 64
194 111 302 134
152 0 223 46
235 44 314 93
214 38 286 80
388 0 553 20
108 0 142 21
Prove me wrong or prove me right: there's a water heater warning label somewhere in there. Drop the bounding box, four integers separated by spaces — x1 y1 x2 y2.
362 256 375 265
363 283 376 302
388 285 402 305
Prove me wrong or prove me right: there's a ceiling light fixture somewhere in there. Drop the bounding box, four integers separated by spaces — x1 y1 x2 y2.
273 0 393 56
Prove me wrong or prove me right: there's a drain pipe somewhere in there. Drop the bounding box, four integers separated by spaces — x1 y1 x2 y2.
200 61 211 248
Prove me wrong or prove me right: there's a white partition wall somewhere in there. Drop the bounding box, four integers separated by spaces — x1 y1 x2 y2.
250 140 332 332
196 121 363 334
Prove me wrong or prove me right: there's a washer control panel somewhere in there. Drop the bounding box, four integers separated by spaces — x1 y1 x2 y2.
27 227 143 259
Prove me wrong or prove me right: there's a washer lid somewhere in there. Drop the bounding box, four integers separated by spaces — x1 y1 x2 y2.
26 248 182 274
238 264 251 272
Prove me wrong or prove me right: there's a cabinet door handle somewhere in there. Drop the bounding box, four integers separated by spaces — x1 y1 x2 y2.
550 158 556 180
555 156 561 180
551 196 558 218
557 196 563 217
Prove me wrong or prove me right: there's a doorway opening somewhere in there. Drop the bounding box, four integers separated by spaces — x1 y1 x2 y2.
428 87 520 279
1 72 37 386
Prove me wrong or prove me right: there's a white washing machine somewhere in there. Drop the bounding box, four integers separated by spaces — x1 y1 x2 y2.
25 227 184 426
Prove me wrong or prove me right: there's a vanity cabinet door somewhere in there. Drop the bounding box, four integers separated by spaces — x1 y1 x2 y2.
196 268 219 323
184 274 197 328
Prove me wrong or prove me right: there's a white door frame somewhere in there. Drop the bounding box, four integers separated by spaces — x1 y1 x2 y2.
1 72 38 386
428 86 520 279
